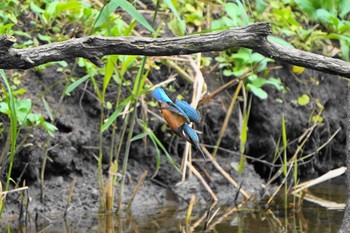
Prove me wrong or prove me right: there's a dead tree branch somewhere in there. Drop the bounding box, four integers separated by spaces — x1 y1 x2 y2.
0 22 349 77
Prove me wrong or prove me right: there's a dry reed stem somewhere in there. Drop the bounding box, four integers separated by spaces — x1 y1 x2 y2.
206 197 252 231
301 127 341 160
189 201 218 231
149 77 176 90
267 122 339 204
105 176 114 212
187 163 218 202
206 207 221 226
185 194 196 225
1 186 28 196
198 62 260 106
182 56 206 181
266 121 320 203
297 191 346 210
213 81 243 157
161 59 194 83
292 166 346 194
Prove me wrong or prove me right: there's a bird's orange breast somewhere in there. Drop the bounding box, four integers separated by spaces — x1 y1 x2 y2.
160 108 188 132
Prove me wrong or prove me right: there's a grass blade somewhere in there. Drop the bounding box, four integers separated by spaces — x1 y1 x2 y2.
65 74 90 95
164 0 186 34
0 70 18 216
93 1 120 29
117 0 155 33
101 96 133 132
147 128 181 173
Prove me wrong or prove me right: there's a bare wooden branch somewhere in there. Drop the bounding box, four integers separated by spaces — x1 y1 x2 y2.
0 22 349 77
0 35 16 55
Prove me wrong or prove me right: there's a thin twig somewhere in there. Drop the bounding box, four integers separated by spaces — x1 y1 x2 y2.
202 146 251 200
187 163 218 202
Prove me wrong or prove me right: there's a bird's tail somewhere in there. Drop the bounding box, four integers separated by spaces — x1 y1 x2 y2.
183 123 207 161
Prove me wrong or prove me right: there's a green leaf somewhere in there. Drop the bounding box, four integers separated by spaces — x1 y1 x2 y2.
146 127 181 173
120 55 137 75
131 132 148 142
297 94 310 106
42 121 58 137
7 13 17 24
56 1 82 14
94 1 120 28
37 33 52 43
247 84 268 99
294 0 316 17
315 9 333 25
30 2 44 14
339 0 350 18
116 0 155 33
340 39 350 61
0 102 9 114
168 17 185 36
103 55 117 94
223 69 234 76
268 36 294 48
101 96 133 132
255 0 268 13
234 0 250 26
45 1 59 17
225 3 239 17
65 74 90 95
264 78 284 91
42 97 54 122
164 0 186 35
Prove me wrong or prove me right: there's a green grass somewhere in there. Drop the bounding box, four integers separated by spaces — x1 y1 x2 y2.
0 70 17 216
1 0 348 216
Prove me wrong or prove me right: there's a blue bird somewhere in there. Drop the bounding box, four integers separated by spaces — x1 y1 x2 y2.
152 87 190 123
152 87 206 160
175 99 201 124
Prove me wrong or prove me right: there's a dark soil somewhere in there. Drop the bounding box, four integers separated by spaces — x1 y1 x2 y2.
1 62 347 222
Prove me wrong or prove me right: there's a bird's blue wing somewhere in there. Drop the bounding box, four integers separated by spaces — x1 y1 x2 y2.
183 123 206 160
152 87 173 103
175 99 201 124
183 123 200 143
153 87 190 122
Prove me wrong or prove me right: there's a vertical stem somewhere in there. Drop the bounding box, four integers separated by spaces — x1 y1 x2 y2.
117 103 137 213
213 81 243 157
0 70 17 216
117 57 147 213
97 97 108 211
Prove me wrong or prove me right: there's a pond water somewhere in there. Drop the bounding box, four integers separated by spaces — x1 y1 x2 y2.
3 176 347 233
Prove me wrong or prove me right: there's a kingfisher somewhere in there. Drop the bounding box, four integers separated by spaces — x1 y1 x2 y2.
152 87 206 161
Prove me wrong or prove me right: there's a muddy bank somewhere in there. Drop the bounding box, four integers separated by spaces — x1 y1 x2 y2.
1 63 347 219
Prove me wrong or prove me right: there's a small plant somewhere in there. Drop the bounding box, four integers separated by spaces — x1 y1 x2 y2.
211 1 249 29
0 70 57 216
254 0 350 61
0 98 57 136
295 0 350 61
216 48 284 99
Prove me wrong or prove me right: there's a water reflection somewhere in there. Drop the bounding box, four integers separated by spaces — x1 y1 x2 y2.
3 176 347 233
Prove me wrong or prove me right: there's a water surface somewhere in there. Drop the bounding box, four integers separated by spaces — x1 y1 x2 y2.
4 176 347 233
